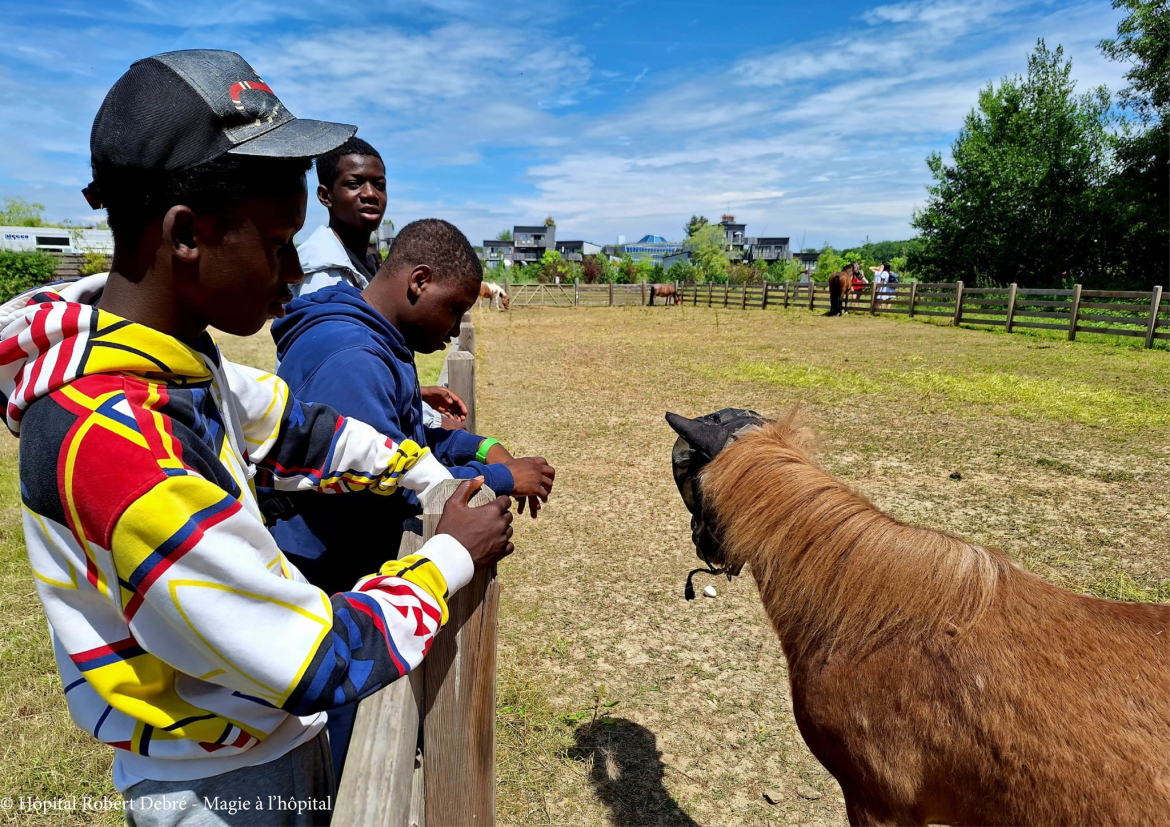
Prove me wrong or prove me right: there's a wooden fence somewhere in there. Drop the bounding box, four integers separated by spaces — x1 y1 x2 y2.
503 280 659 308
335 312 500 827
675 280 1170 349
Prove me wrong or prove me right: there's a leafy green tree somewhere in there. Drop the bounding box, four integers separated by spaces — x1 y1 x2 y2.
683 223 729 282
814 245 848 281
666 259 696 282
912 42 1113 288
581 254 608 284
766 258 806 282
537 249 572 283
684 215 709 237
1099 0 1168 287
0 197 47 227
496 229 512 241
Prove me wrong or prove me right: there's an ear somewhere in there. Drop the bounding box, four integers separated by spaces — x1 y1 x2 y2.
317 183 332 209
665 412 731 458
406 264 433 299
162 205 199 265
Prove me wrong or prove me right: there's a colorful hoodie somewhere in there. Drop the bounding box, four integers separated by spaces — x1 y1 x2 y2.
0 276 470 791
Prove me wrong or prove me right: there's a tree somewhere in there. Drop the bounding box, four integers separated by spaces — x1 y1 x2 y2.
496 229 512 241
1099 0 1169 288
537 249 571 283
911 42 1114 288
814 245 848 281
543 216 556 227
683 223 730 282
766 258 806 282
0 198 47 227
666 259 696 283
684 215 709 237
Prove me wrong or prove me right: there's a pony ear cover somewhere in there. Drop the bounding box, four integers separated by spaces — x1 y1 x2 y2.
665 412 731 459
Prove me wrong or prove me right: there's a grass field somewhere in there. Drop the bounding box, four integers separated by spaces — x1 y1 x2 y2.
1 305 1167 825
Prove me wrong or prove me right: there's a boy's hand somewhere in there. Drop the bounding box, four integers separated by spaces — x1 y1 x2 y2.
503 457 555 519
421 387 467 421
435 478 514 570
440 413 467 431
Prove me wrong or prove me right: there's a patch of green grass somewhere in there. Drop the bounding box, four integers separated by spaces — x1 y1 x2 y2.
1034 457 1080 475
1083 571 1170 604
897 369 1169 432
495 669 575 826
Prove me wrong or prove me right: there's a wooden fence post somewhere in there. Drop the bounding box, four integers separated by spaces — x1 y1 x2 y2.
574 278 580 307
1004 283 1018 333
784 282 791 309
693 282 698 306
503 277 509 302
952 281 965 326
458 314 475 356
608 282 614 307
761 282 770 309
808 283 816 312
641 281 647 306
333 531 427 827
723 282 730 307
447 350 476 435
1067 284 1082 341
907 282 918 318
741 283 748 310
707 282 713 306
869 280 878 314
421 478 498 827
1145 286 1163 349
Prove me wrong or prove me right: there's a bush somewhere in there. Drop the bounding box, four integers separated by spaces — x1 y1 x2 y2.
0 250 58 302
666 260 696 283
79 252 110 277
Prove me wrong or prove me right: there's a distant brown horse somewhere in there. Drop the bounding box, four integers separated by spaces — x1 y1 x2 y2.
647 283 681 306
667 409 1170 827
827 262 862 316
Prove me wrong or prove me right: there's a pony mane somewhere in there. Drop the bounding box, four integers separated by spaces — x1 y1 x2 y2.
700 413 1007 662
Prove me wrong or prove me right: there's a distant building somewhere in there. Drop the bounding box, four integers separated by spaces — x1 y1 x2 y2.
0 226 113 255
555 240 602 262
606 234 683 263
661 251 691 271
512 224 556 266
797 252 820 273
746 237 791 263
482 239 514 269
719 216 747 254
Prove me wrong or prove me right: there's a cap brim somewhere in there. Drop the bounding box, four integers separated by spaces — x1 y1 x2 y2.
228 118 356 160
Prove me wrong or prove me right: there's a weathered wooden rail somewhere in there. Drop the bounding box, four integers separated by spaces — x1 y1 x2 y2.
673 280 1170 349
335 312 499 826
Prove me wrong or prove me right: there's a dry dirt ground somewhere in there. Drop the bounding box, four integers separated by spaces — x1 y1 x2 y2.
472 306 1169 827
0 306 1166 826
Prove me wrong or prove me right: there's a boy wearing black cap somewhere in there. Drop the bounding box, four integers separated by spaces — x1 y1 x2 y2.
0 50 514 825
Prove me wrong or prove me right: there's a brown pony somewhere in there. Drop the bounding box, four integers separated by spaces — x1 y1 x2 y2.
648 283 681 306
827 262 862 316
666 410 1169 827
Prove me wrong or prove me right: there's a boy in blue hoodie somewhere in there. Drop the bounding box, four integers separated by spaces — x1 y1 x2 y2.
270 218 555 773
270 218 555 595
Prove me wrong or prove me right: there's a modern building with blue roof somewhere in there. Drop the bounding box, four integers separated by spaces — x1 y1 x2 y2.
606 234 684 262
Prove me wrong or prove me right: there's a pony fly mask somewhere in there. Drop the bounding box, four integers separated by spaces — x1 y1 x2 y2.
667 408 766 599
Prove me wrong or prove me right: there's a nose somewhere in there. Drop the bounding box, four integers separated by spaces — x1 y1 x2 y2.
359 182 380 202
282 246 305 285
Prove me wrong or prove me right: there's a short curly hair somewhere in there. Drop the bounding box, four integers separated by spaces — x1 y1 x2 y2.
381 219 481 287
315 136 383 189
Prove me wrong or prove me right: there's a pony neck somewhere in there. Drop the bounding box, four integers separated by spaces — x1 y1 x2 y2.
702 424 1000 664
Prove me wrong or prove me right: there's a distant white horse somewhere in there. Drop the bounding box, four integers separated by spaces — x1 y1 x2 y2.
479 281 510 310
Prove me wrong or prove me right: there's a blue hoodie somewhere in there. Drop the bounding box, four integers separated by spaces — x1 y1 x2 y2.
269 283 513 594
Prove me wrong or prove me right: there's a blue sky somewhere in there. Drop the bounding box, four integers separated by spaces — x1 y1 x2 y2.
0 0 1127 249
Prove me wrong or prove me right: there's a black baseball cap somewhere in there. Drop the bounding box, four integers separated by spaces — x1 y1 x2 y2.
84 50 355 208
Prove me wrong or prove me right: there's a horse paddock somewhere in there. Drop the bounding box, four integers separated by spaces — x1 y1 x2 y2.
0 305 1166 825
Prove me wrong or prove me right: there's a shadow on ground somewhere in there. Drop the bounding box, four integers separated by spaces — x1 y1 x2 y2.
571 718 701 827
